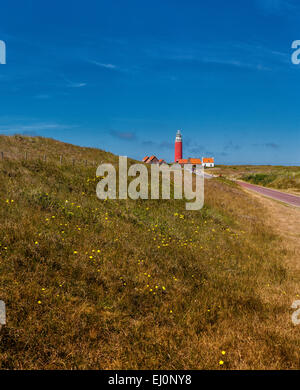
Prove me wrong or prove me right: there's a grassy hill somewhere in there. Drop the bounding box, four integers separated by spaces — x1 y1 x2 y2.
0 135 299 369
207 165 300 194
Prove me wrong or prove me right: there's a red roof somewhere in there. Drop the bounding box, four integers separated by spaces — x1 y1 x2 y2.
189 158 202 164
149 155 158 161
177 159 189 164
176 158 202 164
142 156 149 162
203 158 214 163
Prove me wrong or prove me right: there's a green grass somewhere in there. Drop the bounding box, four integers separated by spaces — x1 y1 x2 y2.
0 135 299 369
208 165 300 192
241 173 278 186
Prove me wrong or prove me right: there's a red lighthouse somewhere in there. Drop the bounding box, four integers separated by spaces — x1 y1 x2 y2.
174 129 182 162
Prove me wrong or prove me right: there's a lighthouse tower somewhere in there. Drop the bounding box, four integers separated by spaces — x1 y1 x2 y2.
174 129 182 162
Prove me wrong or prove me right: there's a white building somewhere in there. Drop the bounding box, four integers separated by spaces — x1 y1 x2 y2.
202 157 215 168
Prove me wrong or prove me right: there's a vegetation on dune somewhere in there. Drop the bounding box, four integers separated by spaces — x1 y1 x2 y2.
242 173 277 186
208 165 300 193
0 136 299 369
241 171 300 191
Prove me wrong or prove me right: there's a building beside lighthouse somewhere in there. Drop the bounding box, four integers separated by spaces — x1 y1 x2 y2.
142 129 214 167
202 157 215 168
174 130 214 168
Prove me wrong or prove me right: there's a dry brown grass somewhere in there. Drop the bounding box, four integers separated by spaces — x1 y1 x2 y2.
0 135 299 369
241 188 300 270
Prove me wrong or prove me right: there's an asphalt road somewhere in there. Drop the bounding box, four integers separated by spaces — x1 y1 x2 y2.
237 181 300 207
198 171 300 207
188 169 214 179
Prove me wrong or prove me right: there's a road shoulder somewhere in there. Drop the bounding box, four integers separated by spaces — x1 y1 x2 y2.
242 188 300 270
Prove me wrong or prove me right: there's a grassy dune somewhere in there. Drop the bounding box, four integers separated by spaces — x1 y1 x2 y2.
207 165 300 193
0 136 299 369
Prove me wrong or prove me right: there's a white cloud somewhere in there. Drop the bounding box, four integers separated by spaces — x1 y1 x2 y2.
59 75 87 88
90 60 117 69
147 40 289 72
67 82 87 88
0 122 77 134
201 57 271 71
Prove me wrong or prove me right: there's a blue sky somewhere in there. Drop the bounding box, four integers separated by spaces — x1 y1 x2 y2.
0 0 300 164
